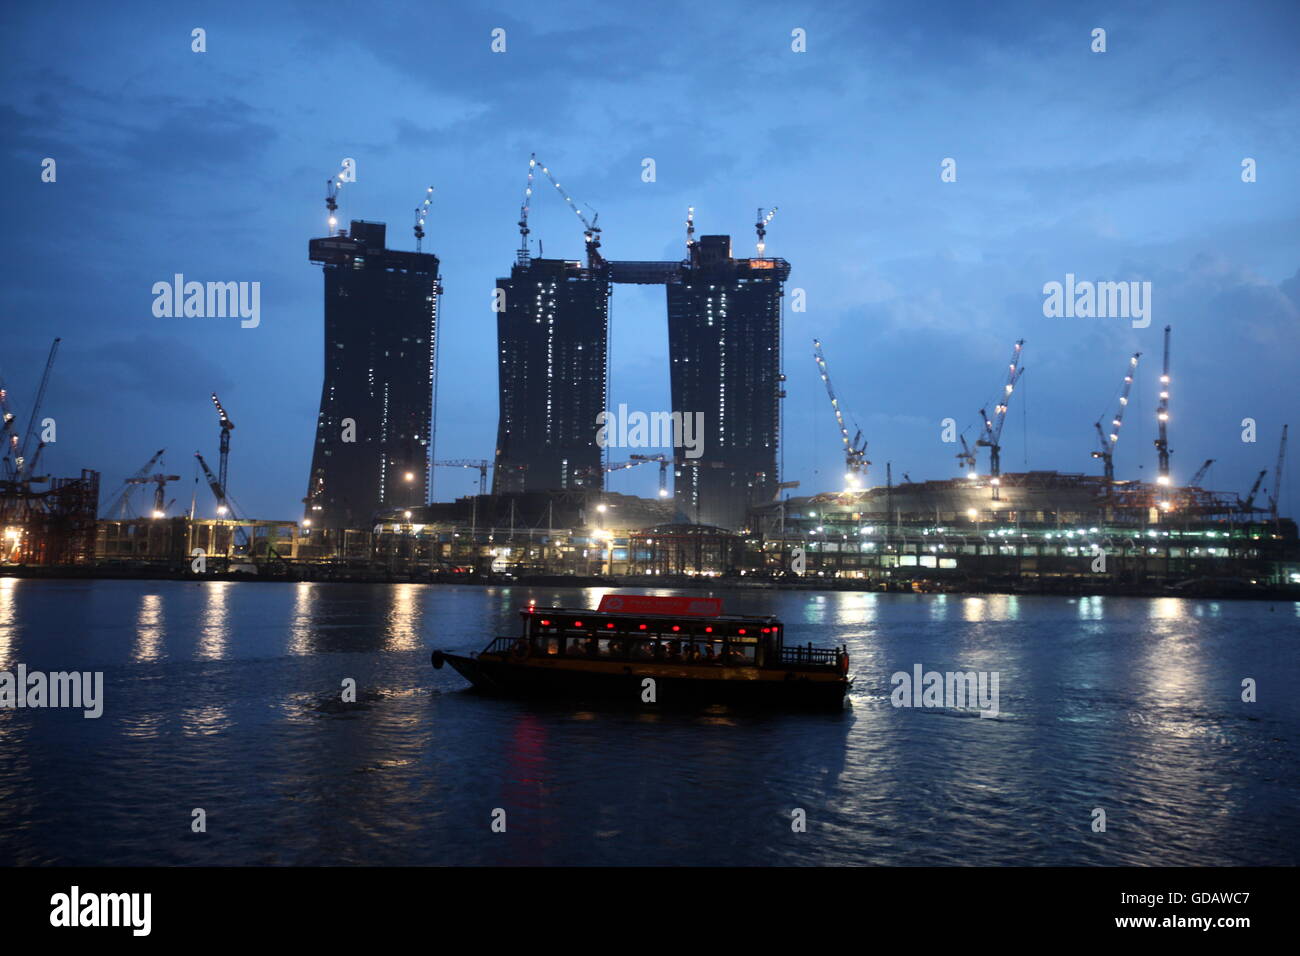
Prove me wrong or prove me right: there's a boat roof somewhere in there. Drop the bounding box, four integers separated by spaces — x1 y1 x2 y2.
522 597 778 624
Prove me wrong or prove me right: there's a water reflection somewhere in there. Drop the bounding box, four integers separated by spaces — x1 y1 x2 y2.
0 577 16 666
288 582 316 656
197 582 231 660
132 593 165 663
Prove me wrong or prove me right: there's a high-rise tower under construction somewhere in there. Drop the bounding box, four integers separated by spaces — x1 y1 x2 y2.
305 220 440 529
666 234 788 530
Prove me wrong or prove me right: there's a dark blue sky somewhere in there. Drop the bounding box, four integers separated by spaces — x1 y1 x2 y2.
4 0 1298 519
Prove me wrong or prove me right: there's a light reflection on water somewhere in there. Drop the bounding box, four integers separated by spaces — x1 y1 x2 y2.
0 578 1295 867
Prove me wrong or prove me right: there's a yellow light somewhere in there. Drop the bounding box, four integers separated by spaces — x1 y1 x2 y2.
966 509 978 520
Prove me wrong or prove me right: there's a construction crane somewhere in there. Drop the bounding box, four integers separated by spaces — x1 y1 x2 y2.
1092 351 1141 485
1187 458 1214 488
630 453 670 498
433 459 492 496
128 472 181 518
685 206 696 254
325 174 345 235
0 378 19 480
1240 470 1267 513
956 435 978 478
210 393 235 514
413 186 434 252
755 207 778 256
531 154 604 268
975 339 1025 500
195 452 236 517
1153 325 1172 494
517 157 537 265
104 449 167 518
812 339 870 488
14 338 60 477
1269 424 1289 523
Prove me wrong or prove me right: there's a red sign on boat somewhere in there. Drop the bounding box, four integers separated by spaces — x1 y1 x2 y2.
596 595 724 617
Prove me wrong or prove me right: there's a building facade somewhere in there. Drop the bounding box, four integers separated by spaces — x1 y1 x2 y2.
305 220 440 529
493 257 610 494
666 235 789 530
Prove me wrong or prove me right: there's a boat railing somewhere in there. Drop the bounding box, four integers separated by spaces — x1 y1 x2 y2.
484 636 517 655
779 644 841 667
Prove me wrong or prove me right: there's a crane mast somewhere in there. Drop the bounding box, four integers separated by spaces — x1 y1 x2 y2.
1092 351 1141 485
1154 324 1172 498
413 186 434 252
975 339 1024 500
813 339 869 488
210 393 235 514
1270 424 1289 522
755 207 777 256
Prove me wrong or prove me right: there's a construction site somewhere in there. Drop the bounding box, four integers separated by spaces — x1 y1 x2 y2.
2 162 1297 597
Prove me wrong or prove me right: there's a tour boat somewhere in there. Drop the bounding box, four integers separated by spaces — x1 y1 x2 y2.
431 594 850 708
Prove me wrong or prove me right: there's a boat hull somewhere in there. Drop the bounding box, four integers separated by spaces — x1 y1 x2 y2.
437 652 848 709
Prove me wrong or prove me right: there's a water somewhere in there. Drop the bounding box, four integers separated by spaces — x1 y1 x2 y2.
0 578 1296 866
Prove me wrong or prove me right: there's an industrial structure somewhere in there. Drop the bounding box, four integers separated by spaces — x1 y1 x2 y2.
305 197 442 528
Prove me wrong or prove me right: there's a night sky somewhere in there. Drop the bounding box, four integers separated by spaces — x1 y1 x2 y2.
4 0 1297 520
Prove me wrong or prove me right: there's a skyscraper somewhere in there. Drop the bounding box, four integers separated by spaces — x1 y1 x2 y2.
493 256 610 493
666 235 789 530
305 220 440 529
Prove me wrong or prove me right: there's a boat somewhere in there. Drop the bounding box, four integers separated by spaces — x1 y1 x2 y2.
431 594 850 708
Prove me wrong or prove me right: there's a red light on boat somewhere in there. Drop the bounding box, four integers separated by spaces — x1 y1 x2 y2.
705 627 712 633
540 620 550 626
761 627 771 633
638 624 647 631
671 625 680 632
605 622 614 629
738 628 746 635
574 621 583 627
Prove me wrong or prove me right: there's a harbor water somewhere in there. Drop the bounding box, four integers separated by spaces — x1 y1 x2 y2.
0 578 1296 866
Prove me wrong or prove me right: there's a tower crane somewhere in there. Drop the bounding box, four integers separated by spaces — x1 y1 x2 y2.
1153 324 1172 495
128 472 181 518
1240 470 1267 513
755 207 778 256
195 452 236 517
530 154 604 268
325 174 345 235
956 435 978 478
1269 424 1289 523
104 449 167 518
685 206 696 254
433 459 492 496
0 379 19 480
1187 458 1214 488
414 186 434 252
1092 351 1141 485
812 339 870 488
14 338 60 477
517 156 537 265
210 393 235 514
630 453 671 498
975 339 1025 500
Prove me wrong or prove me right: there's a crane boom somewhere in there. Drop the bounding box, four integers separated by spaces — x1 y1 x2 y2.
413 186 434 252
813 339 869 486
531 154 603 268
1270 424 1289 522
1241 469 1267 512
16 337 60 476
975 339 1024 499
1188 458 1214 487
1092 351 1141 484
